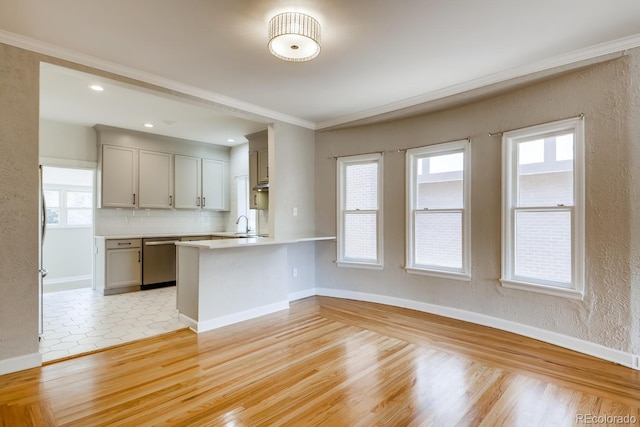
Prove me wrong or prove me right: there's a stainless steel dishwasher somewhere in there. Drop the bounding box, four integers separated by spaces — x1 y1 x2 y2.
142 237 179 289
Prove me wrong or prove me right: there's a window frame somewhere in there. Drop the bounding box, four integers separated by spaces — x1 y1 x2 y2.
336 152 384 269
501 117 585 300
405 140 471 280
43 183 93 228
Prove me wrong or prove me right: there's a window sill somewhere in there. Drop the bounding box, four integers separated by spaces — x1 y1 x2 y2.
336 261 383 270
405 267 471 282
500 278 584 300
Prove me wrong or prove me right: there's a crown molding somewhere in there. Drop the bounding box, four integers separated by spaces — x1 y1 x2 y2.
316 34 640 130
0 29 316 130
3 29 640 132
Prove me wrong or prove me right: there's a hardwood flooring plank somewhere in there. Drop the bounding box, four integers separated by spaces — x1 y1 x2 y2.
0 296 638 426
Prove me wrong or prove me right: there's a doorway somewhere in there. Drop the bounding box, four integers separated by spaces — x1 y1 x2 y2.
41 166 94 293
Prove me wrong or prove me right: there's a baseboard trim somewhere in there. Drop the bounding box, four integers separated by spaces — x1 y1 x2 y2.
43 275 92 293
288 288 316 302
315 287 638 370
178 313 198 332
0 352 42 376
188 300 290 334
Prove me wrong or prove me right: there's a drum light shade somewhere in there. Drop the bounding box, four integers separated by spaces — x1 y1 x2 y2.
268 12 321 62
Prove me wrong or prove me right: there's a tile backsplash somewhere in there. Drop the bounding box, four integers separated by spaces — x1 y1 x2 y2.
95 208 228 236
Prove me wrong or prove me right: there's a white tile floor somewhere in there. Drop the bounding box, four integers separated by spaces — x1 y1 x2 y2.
40 286 186 362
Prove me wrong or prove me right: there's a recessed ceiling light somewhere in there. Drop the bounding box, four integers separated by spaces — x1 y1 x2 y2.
144 123 154 128
89 85 104 92
227 138 235 143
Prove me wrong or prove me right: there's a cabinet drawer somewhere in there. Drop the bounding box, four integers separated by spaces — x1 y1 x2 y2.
106 238 141 249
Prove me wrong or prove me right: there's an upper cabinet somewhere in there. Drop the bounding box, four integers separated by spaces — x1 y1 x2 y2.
138 150 173 209
202 159 229 211
174 155 202 209
97 125 231 211
101 145 138 208
174 155 229 211
257 149 269 183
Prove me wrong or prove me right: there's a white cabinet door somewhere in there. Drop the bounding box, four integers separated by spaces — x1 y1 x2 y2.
106 248 141 289
101 145 138 208
202 159 229 211
258 149 269 183
138 150 173 209
174 155 202 209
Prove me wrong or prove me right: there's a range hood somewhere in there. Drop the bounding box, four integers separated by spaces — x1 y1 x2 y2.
253 182 269 191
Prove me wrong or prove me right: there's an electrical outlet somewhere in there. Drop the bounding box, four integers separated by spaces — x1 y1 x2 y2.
293 207 298 217
292 268 298 278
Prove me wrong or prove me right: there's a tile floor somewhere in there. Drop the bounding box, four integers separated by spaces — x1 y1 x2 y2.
40 286 186 362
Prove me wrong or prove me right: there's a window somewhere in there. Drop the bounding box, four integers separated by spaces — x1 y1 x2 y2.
406 140 471 279
337 153 383 268
42 167 94 227
235 175 256 232
501 117 585 299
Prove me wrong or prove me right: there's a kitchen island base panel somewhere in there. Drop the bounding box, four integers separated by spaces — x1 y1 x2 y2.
177 244 289 329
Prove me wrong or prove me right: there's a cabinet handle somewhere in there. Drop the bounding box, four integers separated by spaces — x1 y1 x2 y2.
169 195 173 206
202 197 206 207
196 196 200 207
117 242 132 246
138 250 141 263
133 193 136 205
254 194 257 205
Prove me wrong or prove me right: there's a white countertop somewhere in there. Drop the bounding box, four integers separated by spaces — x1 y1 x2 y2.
94 232 267 240
175 235 336 249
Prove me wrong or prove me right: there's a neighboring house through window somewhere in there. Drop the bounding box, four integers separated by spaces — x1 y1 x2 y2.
501 117 585 299
405 140 471 280
336 153 383 269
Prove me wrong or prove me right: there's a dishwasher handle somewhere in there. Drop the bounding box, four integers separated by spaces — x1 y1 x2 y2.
144 240 180 246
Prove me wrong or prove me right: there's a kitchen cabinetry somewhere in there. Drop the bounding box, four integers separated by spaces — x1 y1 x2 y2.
101 145 138 208
202 159 229 211
174 155 201 209
97 125 231 211
101 145 174 209
249 150 268 210
95 238 142 295
138 150 173 209
174 156 229 211
257 149 269 183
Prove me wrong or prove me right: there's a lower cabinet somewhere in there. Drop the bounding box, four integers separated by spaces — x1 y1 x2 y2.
95 238 142 295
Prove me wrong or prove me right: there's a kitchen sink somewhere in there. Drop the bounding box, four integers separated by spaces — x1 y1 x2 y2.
233 233 269 238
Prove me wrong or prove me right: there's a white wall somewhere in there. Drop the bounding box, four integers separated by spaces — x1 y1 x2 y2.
270 122 316 239
39 118 97 164
42 227 93 291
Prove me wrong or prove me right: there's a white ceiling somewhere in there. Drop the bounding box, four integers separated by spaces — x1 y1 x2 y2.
2 0 640 144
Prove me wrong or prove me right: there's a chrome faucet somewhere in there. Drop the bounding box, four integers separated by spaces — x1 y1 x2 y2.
235 215 249 234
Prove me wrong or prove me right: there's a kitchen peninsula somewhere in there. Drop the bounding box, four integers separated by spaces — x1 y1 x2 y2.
175 236 334 333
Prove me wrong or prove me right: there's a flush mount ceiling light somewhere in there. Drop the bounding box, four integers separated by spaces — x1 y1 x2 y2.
268 12 321 62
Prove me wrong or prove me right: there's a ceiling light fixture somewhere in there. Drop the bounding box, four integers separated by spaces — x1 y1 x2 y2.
144 123 154 128
268 12 321 62
89 85 104 91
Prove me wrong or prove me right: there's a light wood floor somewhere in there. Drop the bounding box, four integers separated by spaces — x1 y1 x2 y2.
1 296 639 426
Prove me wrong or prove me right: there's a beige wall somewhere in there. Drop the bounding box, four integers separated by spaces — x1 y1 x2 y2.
315 51 640 356
0 43 40 364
